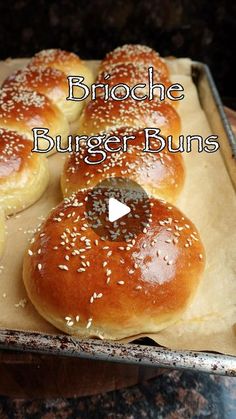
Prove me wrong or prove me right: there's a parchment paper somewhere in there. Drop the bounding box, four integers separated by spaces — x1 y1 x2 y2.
0 58 235 355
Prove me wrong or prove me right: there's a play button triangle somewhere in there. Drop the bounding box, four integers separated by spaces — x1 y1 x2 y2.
108 197 131 222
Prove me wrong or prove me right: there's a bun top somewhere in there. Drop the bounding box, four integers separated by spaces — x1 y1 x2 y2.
2 65 84 123
0 127 49 216
100 44 169 79
61 127 185 202
23 189 205 340
97 62 169 85
78 96 181 137
30 49 82 70
0 87 54 126
96 62 176 104
29 49 92 81
2 66 68 102
0 87 69 144
0 128 36 179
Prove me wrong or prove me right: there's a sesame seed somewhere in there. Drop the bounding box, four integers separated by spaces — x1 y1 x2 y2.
58 264 69 271
86 318 92 329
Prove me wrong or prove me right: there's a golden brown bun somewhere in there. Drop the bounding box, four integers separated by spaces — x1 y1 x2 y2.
0 87 70 155
97 62 168 85
100 44 169 79
78 96 181 137
0 128 49 215
23 190 205 340
29 48 94 87
61 128 185 203
2 66 82 123
97 63 177 104
0 209 5 259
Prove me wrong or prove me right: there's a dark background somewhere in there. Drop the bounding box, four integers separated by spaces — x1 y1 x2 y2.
0 0 235 105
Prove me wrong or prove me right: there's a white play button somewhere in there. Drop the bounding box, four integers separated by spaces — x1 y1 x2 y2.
86 177 151 241
108 197 131 222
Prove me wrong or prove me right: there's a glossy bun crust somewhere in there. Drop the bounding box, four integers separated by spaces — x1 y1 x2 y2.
2 66 82 123
29 49 94 86
23 190 205 340
0 87 69 154
100 44 169 79
0 129 49 215
61 128 185 203
96 63 178 106
78 96 181 137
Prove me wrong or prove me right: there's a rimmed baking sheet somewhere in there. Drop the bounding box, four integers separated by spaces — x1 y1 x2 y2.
0 58 235 375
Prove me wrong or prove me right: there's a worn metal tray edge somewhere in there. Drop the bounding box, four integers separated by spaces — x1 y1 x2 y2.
0 61 235 376
192 61 236 157
0 329 236 376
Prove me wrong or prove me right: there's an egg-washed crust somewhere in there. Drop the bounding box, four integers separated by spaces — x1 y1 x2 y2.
23 189 205 340
0 87 70 154
0 128 49 215
61 127 185 203
78 96 181 138
29 48 94 87
99 44 169 79
2 66 84 123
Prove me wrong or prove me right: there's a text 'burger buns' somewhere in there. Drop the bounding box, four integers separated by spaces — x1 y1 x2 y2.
23 189 205 340
61 128 185 203
0 87 70 155
0 128 49 215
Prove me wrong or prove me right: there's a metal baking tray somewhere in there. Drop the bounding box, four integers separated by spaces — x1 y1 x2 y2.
0 62 235 376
